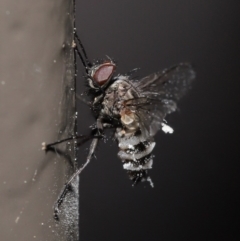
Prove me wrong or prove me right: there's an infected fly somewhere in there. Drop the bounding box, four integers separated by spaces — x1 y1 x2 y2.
43 31 195 219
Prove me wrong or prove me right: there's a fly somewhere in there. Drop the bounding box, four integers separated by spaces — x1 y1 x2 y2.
43 30 196 219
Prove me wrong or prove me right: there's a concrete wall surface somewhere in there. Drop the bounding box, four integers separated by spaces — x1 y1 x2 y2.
0 0 78 240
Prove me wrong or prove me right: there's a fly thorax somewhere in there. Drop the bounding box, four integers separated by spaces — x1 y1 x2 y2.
101 87 119 117
101 78 138 119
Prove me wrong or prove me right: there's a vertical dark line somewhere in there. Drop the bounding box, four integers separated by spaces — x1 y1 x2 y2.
73 1 76 98
73 0 77 123
73 0 77 167
75 32 91 67
73 0 80 240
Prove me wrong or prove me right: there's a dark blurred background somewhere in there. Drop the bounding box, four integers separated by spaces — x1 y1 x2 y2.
76 1 240 240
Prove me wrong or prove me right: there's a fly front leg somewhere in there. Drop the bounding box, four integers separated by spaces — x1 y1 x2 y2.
42 135 91 152
96 118 104 137
54 138 99 220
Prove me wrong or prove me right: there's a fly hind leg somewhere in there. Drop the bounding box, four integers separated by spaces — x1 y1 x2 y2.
54 138 99 220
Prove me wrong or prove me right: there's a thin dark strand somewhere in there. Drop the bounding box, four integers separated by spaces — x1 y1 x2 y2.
54 138 99 220
45 135 89 150
74 46 88 73
48 135 93 153
67 138 98 184
73 0 76 29
73 1 78 167
45 127 106 152
46 147 74 168
54 184 73 220
75 32 91 66
73 37 77 85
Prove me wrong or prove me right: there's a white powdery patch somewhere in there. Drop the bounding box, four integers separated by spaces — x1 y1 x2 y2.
161 123 174 134
123 159 153 171
128 144 134 150
146 177 154 188
123 162 138 171
118 142 155 160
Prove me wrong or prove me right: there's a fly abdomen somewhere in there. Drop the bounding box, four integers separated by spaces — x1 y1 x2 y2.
116 129 155 186
123 154 154 171
118 141 155 161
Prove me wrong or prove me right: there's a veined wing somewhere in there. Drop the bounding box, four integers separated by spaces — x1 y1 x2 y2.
125 63 196 137
134 63 195 101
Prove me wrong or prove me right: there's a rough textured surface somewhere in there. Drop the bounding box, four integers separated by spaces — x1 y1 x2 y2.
0 0 78 240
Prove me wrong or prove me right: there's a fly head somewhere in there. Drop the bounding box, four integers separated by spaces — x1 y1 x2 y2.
87 60 116 91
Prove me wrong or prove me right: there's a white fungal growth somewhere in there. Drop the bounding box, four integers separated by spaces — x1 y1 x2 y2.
123 159 153 171
161 123 174 134
128 144 134 150
146 177 154 188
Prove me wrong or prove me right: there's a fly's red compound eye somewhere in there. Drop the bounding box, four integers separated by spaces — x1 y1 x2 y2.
93 62 116 86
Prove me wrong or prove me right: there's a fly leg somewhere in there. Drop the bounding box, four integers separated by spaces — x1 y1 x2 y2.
97 118 103 133
74 31 90 67
42 135 91 152
72 31 92 105
54 138 99 220
72 30 91 73
76 93 91 106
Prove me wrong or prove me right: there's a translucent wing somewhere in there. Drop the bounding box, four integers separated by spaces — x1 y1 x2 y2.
126 63 196 137
135 63 195 101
